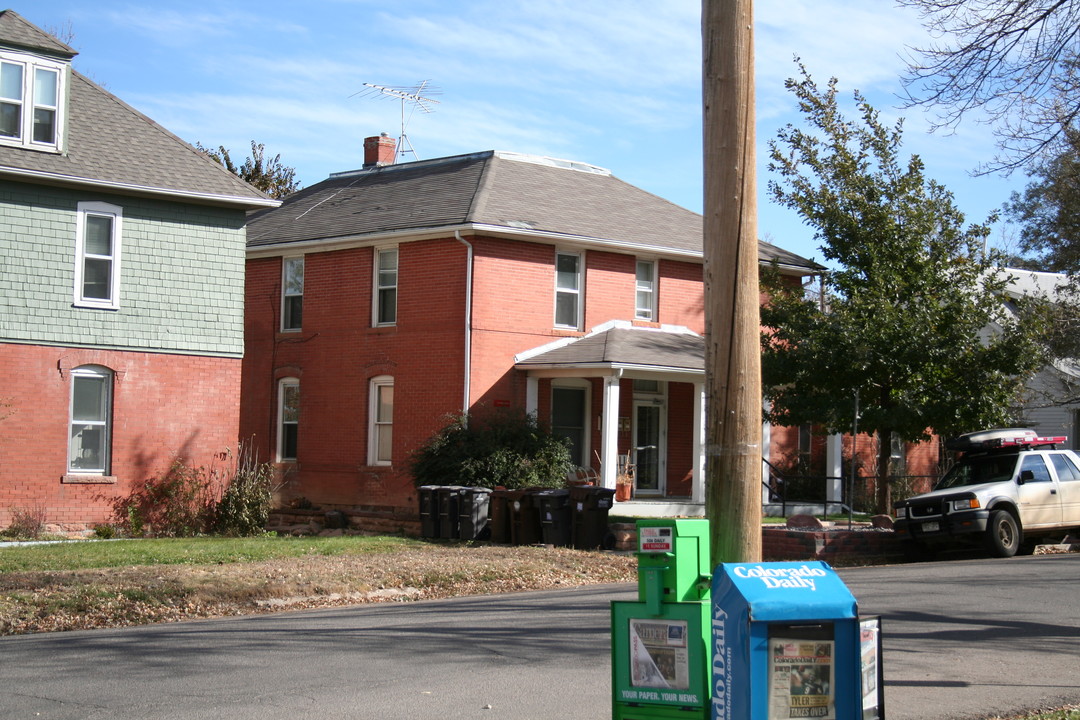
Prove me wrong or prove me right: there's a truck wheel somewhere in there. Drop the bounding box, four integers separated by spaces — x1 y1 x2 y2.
985 510 1020 558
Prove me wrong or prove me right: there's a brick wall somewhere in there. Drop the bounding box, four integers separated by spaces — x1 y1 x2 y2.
242 233 712 515
0 343 240 529
242 240 468 514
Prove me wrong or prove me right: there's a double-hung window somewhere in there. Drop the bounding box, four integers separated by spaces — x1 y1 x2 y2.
68 366 112 474
554 251 582 329
278 379 299 461
369 376 393 465
73 201 122 309
282 257 304 331
635 259 656 320
374 248 398 326
0 51 64 150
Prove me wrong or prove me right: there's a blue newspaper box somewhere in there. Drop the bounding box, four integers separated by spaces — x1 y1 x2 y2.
711 561 867 720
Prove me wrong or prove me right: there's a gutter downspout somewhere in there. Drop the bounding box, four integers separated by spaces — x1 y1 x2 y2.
455 231 474 416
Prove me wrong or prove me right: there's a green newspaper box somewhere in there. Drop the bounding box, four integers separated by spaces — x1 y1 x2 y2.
612 518 713 720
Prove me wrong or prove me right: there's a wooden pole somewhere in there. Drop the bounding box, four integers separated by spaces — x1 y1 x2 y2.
702 0 762 564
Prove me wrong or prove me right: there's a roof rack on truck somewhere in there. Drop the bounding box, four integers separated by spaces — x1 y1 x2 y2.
945 428 1068 453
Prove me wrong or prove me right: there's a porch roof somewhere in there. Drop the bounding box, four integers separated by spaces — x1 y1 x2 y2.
515 326 704 375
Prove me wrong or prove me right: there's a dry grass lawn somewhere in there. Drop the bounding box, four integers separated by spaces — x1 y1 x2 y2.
0 541 636 635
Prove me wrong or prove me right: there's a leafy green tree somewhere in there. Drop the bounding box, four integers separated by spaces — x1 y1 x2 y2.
1005 127 1080 272
197 140 300 199
764 65 1049 513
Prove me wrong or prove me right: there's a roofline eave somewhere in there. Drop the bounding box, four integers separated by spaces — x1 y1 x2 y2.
247 221 820 273
0 165 280 209
514 361 704 380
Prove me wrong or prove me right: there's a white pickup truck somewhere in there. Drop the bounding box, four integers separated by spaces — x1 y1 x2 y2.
893 428 1080 557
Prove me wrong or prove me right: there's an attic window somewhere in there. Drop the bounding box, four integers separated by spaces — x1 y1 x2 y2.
0 51 65 151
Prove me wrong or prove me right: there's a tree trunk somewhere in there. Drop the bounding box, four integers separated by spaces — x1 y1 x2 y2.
703 0 762 565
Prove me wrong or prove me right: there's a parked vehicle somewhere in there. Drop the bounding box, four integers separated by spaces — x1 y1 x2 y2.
893 429 1080 557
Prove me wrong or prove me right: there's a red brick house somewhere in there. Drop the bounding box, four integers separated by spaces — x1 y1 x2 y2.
240 137 820 531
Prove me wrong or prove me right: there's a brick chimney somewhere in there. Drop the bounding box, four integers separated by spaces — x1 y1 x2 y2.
364 133 397 168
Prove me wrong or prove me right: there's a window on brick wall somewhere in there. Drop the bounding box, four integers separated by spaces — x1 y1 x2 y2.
0 51 65 151
281 256 304 331
374 247 398 326
278 378 299 461
554 251 582 329
635 259 657 320
368 375 393 465
68 365 112 474
73 201 122 309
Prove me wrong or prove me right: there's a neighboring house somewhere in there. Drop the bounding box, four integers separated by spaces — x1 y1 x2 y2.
0 11 277 530
240 135 820 530
1001 269 1080 446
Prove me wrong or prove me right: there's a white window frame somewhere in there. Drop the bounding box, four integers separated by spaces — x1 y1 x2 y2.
73 201 123 310
635 259 657 320
0 50 65 151
373 247 398 327
281 256 304 331
554 251 583 330
368 375 394 466
277 378 299 462
68 365 112 475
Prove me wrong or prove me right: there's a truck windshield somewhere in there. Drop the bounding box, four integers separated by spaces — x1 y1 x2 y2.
935 453 1018 490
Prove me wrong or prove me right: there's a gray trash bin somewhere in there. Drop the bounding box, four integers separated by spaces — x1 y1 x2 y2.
418 485 441 538
459 487 492 541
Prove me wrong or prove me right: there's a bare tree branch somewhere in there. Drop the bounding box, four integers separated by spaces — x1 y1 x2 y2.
899 0 1080 173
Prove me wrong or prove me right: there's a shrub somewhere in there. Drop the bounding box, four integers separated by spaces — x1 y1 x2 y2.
2 505 47 540
212 444 275 536
111 442 277 538
114 460 215 537
410 407 573 489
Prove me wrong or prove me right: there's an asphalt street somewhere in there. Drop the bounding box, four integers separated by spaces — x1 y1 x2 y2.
0 554 1078 719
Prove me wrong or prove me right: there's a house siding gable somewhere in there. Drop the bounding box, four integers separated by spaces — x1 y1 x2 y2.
0 181 245 356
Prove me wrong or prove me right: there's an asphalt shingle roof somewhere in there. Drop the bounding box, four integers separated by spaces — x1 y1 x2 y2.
0 10 274 208
516 327 705 372
246 150 820 271
0 9 74 58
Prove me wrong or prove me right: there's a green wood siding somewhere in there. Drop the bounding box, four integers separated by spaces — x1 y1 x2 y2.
0 181 246 356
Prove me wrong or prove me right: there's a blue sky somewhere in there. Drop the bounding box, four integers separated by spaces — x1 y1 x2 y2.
23 0 1023 265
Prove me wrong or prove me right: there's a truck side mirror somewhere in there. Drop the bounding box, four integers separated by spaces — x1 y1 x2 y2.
1018 469 1035 485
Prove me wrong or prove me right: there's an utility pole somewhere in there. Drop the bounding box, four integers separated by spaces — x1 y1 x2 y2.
702 0 761 564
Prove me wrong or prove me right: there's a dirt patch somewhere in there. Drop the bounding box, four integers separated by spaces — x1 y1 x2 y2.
0 544 636 635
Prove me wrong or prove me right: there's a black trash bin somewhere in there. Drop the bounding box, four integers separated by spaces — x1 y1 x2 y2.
418 485 441 538
437 486 467 539
569 485 616 549
459 487 492 541
535 489 571 546
489 488 512 543
508 488 546 545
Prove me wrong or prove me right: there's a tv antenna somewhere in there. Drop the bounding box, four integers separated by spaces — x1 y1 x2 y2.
353 80 441 160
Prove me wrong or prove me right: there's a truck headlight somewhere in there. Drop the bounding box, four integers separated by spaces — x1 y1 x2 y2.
895 507 907 520
951 498 980 511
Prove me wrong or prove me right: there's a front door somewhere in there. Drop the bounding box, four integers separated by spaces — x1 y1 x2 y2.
633 400 665 495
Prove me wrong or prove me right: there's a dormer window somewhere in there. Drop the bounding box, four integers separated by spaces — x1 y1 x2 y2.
0 51 64 151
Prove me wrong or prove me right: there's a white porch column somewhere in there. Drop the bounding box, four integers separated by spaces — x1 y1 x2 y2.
600 373 621 490
525 376 539 416
693 382 706 503
826 433 843 509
